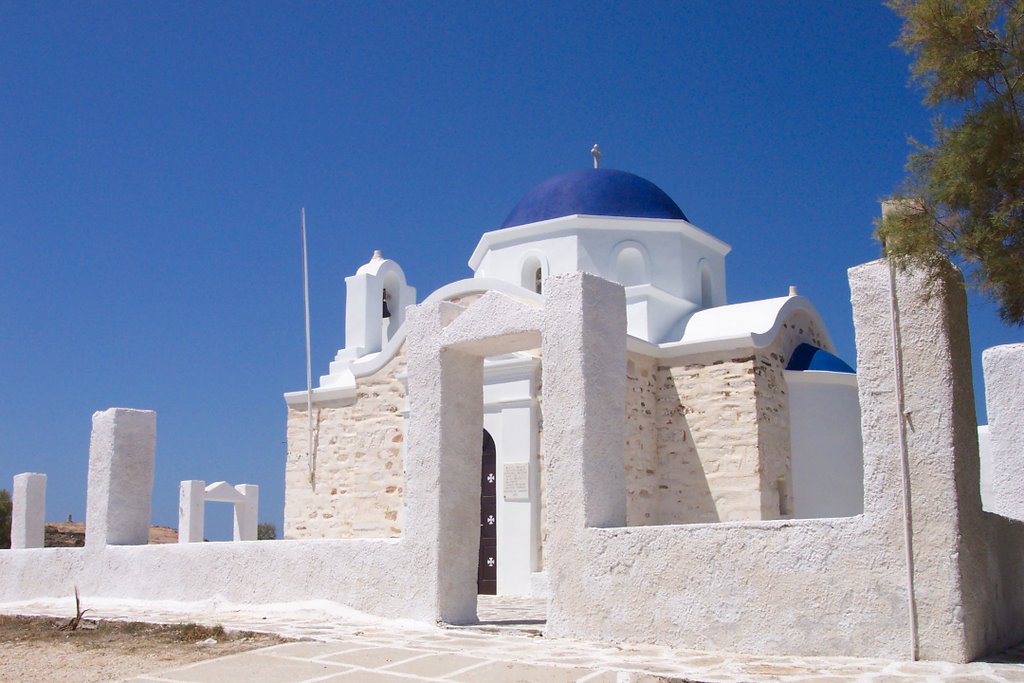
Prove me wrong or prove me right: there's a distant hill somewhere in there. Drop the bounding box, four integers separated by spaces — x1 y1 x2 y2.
44 522 178 547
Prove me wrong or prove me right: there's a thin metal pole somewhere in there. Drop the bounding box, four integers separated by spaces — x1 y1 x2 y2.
887 255 919 661
301 208 315 489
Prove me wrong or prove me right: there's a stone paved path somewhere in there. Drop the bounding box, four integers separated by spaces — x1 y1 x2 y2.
3 596 1023 682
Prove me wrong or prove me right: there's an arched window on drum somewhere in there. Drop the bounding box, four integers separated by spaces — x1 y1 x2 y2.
521 255 544 294
615 245 649 287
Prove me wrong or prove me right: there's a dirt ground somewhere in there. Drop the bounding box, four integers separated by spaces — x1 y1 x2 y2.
0 615 289 682
43 522 179 547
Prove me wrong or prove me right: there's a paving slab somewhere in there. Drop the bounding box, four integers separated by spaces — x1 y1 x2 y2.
144 651 350 682
383 653 490 677
450 660 597 682
2 596 1024 682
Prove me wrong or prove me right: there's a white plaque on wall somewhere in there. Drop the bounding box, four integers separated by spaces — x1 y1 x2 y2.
503 462 530 501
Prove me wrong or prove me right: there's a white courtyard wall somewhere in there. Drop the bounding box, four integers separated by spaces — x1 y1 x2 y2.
543 259 1024 662
0 539 425 618
2 263 1023 661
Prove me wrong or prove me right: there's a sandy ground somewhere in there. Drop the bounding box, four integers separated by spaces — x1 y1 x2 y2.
0 615 287 683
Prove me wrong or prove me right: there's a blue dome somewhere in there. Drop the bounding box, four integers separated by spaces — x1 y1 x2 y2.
501 168 688 228
786 343 856 374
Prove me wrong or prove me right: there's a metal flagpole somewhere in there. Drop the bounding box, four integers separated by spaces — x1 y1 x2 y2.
301 208 316 489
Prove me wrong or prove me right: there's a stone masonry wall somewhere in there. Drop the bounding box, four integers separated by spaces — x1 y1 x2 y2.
625 352 659 525
654 350 761 522
285 301 828 538
755 308 827 518
284 351 407 539
645 308 826 524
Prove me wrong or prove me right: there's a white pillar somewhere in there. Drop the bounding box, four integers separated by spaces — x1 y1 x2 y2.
85 408 156 547
404 299 481 624
542 273 627 531
178 480 205 543
233 484 259 541
541 273 627 636
983 343 1024 521
11 472 46 549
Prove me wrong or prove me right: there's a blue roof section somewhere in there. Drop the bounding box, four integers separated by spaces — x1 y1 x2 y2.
786 343 856 374
501 168 688 228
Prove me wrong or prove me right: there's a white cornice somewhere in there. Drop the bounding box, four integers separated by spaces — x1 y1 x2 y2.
468 214 732 271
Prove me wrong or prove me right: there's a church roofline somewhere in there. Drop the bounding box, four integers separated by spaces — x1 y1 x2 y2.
628 295 836 358
285 285 835 409
468 214 732 272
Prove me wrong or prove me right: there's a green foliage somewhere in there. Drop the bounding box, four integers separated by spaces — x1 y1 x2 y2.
0 489 10 550
257 522 277 540
878 0 1024 325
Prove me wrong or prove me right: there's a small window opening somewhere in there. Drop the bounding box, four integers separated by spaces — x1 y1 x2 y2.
700 265 713 308
521 256 543 293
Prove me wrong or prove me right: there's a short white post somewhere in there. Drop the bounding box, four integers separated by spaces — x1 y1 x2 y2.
11 473 46 549
178 480 205 543
233 484 259 541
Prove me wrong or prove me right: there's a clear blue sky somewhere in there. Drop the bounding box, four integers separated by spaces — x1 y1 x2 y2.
1 1 1019 538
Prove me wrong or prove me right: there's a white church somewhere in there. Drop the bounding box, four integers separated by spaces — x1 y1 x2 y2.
283 156 864 597
4 152 1023 663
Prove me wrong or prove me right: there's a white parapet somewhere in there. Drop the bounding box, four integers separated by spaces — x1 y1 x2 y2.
983 344 1024 521
85 408 156 547
11 472 46 549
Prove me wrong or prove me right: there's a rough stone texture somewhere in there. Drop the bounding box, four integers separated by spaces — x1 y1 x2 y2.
624 353 659 525
754 309 827 519
284 352 407 540
11 472 46 549
85 408 156 547
647 308 823 526
982 344 1024 521
654 351 760 522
